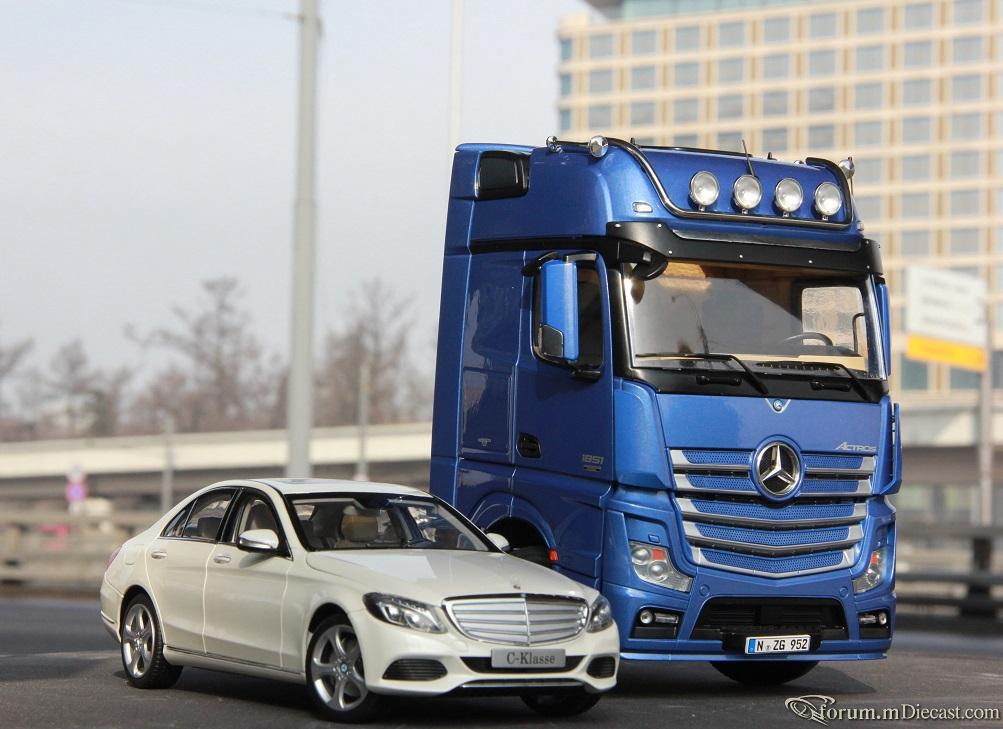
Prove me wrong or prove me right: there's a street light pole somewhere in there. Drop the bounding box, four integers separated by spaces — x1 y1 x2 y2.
286 0 320 477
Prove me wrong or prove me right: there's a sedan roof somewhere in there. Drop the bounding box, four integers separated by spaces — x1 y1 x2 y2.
250 478 428 497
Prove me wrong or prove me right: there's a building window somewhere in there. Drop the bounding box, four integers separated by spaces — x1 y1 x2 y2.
673 98 699 123
809 12 838 38
718 94 743 120
901 230 932 256
904 41 934 67
808 49 837 76
954 0 984 24
854 157 883 183
762 90 788 116
560 38 573 62
950 367 979 390
763 17 790 44
589 34 613 58
901 154 932 180
856 44 884 71
902 116 932 143
718 57 744 83
951 189 982 215
674 61 700 86
631 30 657 55
589 69 614 94
674 133 699 146
631 101 656 126
717 131 743 152
762 53 790 79
905 3 935 29
855 120 883 145
952 112 983 139
901 357 930 391
856 6 885 33
719 20 745 47
954 36 984 63
675 26 700 52
762 127 788 152
634 136 657 146
809 124 836 148
855 195 882 219
855 82 883 110
809 86 836 112
902 78 933 106
901 192 931 217
950 227 981 254
559 108 572 132
631 65 656 90
559 73 573 97
951 150 981 177
588 104 612 128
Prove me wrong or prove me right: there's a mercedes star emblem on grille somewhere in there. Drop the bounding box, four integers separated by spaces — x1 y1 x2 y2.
754 442 801 497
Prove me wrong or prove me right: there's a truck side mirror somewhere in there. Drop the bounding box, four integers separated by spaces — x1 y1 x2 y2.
538 260 579 363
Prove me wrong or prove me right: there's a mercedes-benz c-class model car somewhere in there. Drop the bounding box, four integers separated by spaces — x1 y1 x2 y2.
101 479 619 722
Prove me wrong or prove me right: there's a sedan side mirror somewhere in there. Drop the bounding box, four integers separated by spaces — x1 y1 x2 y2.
237 528 280 554
486 533 511 553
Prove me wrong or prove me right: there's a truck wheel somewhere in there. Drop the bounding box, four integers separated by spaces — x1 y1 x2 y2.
521 691 601 716
711 661 818 686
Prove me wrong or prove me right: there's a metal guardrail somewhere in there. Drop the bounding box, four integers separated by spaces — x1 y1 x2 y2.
0 512 1000 620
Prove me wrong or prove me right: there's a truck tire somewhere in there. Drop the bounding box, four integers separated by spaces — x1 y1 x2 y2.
711 660 818 686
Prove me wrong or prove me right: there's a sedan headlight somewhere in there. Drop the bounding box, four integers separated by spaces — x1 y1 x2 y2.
363 593 446 633
853 544 890 594
629 541 692 592
587 595 614 632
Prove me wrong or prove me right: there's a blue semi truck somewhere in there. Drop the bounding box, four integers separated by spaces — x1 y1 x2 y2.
430 136 901 685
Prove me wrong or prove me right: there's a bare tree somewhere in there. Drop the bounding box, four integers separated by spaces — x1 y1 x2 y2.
315 279 432 427
44 340 98 436
84 367 134 437
0 332 33 421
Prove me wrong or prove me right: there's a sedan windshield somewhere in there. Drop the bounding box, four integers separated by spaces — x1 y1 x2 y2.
624 261 883 378
288 493 491 552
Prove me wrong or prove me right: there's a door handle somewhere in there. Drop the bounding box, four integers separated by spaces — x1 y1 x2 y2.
213 554 231 565
151 549 167 560
517 432 542 458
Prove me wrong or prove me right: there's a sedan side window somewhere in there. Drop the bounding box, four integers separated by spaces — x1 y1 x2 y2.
225 494 283 544
181 490 234 541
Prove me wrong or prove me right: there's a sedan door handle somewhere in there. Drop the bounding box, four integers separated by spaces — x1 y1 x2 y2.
212 554 231 565
150 549 168 560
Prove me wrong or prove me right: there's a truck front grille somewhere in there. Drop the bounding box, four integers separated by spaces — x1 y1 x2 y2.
692 597 848 640
444 596 588 646
670 447 871 578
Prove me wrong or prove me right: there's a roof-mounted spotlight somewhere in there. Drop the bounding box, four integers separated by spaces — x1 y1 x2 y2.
774 178 803 216
733 175 762 212
814 181 843 219
689 171 719 209
588 135 608 158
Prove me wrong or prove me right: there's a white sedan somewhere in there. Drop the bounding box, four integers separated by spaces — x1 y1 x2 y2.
101 478 619 722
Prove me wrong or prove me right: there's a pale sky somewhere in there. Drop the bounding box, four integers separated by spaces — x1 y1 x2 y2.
0 0 590 374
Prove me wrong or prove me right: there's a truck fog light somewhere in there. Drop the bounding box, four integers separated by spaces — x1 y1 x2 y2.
628 540 692 592
774 177 803 214
639 609 655 625
689 171 719 209
813 181 842 218
853 544 889 594
733 174 762 211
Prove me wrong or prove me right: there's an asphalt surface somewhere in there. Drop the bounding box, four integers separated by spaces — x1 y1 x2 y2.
1 597 1002 728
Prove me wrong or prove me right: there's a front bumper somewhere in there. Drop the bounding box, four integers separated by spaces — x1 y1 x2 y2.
347 609 620 696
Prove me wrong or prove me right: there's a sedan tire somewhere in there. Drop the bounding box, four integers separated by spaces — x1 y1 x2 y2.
306 617 383 723
120 594 182 689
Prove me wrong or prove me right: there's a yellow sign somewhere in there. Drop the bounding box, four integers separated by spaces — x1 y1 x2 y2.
906 334 987 372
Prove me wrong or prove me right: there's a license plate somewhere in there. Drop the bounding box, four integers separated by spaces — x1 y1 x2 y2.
490 648 566 669
744 635 811 654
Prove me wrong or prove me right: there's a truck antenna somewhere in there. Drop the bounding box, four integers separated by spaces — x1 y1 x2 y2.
741 138 756 178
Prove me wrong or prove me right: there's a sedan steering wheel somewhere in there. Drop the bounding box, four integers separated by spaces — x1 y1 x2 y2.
782 332 834 346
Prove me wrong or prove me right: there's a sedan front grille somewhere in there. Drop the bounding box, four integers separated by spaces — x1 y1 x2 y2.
444 596 588 646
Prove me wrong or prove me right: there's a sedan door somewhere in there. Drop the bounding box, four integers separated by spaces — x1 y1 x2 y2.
203 491 291 668
146 489 235 652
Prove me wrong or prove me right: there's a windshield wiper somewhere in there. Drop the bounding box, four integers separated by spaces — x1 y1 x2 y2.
755 360 876 403
638 352 769 395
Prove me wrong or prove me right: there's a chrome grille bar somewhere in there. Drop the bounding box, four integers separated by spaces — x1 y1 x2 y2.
445 596 587 646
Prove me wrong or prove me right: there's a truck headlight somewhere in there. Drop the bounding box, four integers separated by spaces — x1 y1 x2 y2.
813 181 842 217
629 541 692 592
775 177 803 213
852 544 890 594
587 595 614 632
363 593 446 633
689 171 719 208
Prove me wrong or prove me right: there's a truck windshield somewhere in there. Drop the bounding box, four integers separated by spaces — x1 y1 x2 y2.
624 261 882 379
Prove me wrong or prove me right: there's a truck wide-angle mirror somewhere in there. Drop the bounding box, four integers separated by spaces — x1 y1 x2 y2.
538 260 580 363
